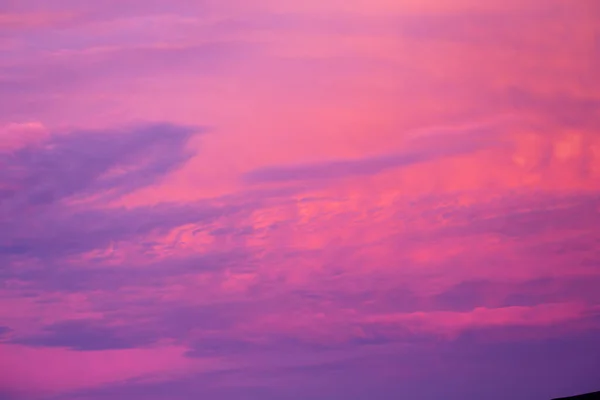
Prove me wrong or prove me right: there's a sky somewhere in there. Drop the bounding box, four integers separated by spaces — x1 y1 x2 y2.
0 0 599 399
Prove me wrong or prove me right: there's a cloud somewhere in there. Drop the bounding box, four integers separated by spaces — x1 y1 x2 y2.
389 5 582 45
505 88 600 130
0 121 250 289
11 319 157 351
0 0 207 23
0 121 204 209
2 185 598 398
0 11 76 33
435 275 600 314
434 193 600 240
2 246 250 293
44 323 600 400
1 0 599 398
0 201 231 262
244 123 509 184
0 121 48 149
0 40 255 120
0 343 197 400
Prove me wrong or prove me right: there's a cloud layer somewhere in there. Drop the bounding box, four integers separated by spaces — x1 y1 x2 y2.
1 0 599 399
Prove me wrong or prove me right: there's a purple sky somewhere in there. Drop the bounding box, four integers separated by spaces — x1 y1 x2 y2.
1 1 600 399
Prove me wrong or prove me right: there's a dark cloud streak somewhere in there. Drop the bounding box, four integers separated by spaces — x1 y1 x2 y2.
11 319 157 351
0 122 204 210
244 131 506 184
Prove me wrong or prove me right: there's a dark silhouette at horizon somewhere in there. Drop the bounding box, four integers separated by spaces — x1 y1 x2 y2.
554 391 600 400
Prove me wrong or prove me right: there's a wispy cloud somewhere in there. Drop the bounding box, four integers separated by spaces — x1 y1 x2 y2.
10 319 157 351
244 121 511 184
0 122 203 207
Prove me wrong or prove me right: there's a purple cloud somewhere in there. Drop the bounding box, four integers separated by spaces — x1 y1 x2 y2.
44 325 600 400
244 130 506 184
0 121 257 293
401 192 600 242
505 88 600 130
10 319 157 351
0 122 204 208
433 276 600 313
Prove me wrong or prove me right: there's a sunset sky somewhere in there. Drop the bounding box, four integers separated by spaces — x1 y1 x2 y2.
1 1 599 399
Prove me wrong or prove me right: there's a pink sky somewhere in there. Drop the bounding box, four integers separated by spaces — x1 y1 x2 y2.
1 1 599 399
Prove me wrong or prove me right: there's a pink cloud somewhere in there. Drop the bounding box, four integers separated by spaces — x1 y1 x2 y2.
0 343 209 399
0 122 48 150
0 11 75 30
365 303 591 336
